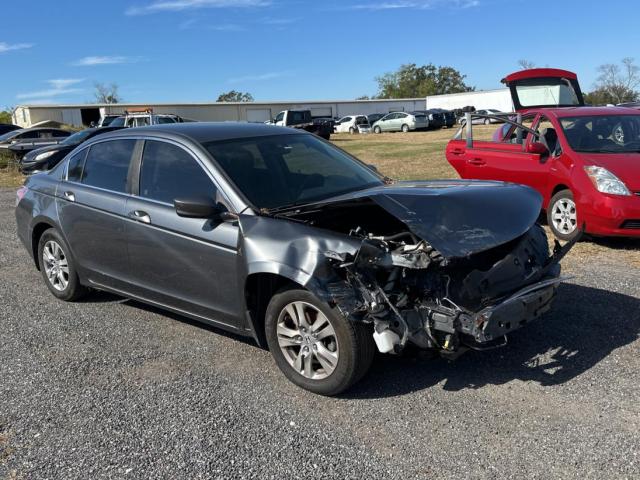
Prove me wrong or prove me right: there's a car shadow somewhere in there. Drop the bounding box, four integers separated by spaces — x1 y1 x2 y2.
585 236 640 251
82 283 639 399
342 283 640 399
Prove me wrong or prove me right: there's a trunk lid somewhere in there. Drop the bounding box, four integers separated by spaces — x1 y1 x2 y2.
502 68 585 112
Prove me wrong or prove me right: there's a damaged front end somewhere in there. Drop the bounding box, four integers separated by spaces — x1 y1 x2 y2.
262 181 576 358
324 224 573 357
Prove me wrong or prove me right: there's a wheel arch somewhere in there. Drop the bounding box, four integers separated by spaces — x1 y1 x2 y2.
546 183 572 209
244 270 310 349
30 219 58 270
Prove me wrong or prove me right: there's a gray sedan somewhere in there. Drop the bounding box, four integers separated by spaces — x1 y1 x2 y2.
15 123 568 395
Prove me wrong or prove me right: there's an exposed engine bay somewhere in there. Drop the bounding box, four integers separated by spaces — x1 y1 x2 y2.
258 185 576 357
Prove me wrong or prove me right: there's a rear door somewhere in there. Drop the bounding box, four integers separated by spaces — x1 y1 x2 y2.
124 139 243 326
57 138 138 288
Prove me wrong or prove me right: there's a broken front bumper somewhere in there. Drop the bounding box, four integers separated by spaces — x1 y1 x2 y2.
456 276 567 345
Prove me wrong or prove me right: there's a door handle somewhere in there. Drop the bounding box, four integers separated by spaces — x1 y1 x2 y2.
128 210 151 224
63 191 75 202
468 158 486 166
451 148 465 155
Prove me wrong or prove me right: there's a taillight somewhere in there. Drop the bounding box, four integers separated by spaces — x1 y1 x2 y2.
16 185 28 206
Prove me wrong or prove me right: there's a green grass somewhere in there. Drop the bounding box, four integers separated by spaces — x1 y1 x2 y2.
330 125 495 180
0 151 23 188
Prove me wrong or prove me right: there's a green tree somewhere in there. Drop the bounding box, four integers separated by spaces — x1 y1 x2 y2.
94 83 122 104
217 90 254 102
0 110 13 124
375 63 474 99
587 58 640 104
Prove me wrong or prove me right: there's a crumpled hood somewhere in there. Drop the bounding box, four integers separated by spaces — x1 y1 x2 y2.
315 180 543 258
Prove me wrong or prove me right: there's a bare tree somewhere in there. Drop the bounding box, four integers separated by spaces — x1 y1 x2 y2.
594 57 640 104
517 59 535 70
94 83 122 104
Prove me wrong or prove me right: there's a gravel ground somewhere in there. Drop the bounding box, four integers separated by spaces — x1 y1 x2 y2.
1 187 639 479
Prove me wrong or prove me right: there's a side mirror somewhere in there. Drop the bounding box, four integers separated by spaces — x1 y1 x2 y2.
526 142 549 156
174 196 236 221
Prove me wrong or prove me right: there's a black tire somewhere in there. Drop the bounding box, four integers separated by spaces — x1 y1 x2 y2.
348 127 355 134
37 228 87 301
373 126 382 134
401 124 409 133
547 189 580 241
265 289 375 396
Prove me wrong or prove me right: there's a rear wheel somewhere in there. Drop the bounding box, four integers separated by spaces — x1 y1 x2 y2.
348 127 355 134
484 118 490 125
401 124 409 133
547 189 579 241
38 228 87 301
265 289 374 396
373 126 382 134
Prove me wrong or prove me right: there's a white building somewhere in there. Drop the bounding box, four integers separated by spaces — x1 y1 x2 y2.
13 98 427 128
426 88 513 112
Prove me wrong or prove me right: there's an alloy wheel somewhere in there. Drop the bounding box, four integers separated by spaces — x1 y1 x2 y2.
276 301 339 380
42 240 69 291
551 197 577 235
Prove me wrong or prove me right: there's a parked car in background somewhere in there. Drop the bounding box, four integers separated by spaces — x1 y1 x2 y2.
431 108 457 128
271 110 332 139
460 109 506 125
334 115 370 134
413 110 442 129
109 109 185 128
367 113 386 125
372 112 429 133
19 126 124 174
16 122 570 395
97 114 121 127
0 123 21 135
1 128 71 158
447 68 640 241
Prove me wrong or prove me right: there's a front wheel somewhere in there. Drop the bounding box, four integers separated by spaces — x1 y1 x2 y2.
547 189 580 241
265 289 375 396
401 124 409 133
484 118 490 125
348 127 355 134
373 126 382 134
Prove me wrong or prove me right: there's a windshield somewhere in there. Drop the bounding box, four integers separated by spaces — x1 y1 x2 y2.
109 117 125 127
0 130 22 142
61 129 94 145
203 134 383 209
560 115 640 153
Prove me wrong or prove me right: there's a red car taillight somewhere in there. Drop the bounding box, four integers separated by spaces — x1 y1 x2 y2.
16 185 28 206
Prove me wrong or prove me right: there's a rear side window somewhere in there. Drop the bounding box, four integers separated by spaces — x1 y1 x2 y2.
81 139 136 193
139 140 214 205
67 150 87 182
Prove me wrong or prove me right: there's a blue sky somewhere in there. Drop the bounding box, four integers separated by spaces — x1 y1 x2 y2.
0 0 638 107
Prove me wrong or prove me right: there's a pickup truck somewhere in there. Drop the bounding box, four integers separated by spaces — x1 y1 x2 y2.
272 110 332 140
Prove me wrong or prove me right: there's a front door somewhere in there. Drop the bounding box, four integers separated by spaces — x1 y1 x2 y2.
125 139 243 327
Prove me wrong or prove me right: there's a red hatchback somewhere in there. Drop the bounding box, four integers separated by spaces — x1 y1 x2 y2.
446 69 640 240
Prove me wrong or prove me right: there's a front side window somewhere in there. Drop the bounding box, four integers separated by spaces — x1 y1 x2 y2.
275 112 284 122
560 115 640 153
139 140 215 204
203 134 382 210
81 139 136 193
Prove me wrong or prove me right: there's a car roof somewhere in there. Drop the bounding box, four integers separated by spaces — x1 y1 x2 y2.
541 106 640 118
92 122 306 143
